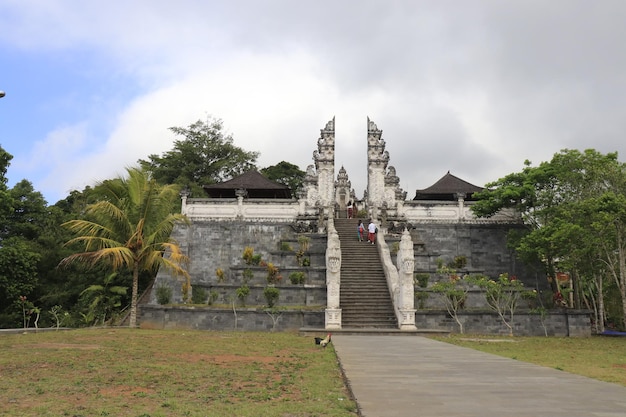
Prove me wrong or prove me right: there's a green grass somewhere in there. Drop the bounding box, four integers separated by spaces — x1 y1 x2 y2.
431 334 626 386
0 329 357 417
5 329 625 416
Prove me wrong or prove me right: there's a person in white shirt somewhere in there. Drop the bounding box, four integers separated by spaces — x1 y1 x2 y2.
367 220 377 244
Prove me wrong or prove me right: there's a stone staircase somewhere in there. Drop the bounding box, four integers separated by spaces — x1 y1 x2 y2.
333 218 398 329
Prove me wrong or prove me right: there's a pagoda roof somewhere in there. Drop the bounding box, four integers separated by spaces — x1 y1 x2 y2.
413 171 484 201
203 170 292 199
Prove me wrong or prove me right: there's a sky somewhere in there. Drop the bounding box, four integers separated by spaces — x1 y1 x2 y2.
2 1 626 205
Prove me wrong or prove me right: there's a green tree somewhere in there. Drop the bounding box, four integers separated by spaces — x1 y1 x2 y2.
0 237 40 327
261 161 305 196
139 117 259 196
472 149 626 329
0 146 13 221
475 273 529 336
60 167 190 327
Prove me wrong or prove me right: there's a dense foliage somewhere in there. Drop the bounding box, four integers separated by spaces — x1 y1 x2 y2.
139 117 259 197
472 149 626 330
0 118 303 329
60 167 191 327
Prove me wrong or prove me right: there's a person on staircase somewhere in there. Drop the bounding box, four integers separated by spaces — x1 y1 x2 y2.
347 200 353 219
367 219 377 245
357 220 365 242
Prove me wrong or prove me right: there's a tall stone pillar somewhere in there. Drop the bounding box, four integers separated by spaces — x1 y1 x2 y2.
325 225 342 329
366 118 389 220
396 229 417 330
314 118 336 207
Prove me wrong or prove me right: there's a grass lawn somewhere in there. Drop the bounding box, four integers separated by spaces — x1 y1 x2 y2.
431 334 626 387
3 329 626 417
0 328 358 417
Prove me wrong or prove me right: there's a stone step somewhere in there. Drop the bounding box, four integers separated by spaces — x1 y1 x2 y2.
333 218 397 329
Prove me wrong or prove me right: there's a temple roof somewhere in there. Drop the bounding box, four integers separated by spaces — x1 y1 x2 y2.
413 171 484 201
203 170 292 199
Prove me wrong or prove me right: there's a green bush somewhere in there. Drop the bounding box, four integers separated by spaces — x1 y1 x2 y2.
242 268 254 283
289 271 306 285
280 241 293 251
263 286 280 308
192 287 208 304
208 290 219 305
236 285 250 305
155 286 172 305
414 273 430 288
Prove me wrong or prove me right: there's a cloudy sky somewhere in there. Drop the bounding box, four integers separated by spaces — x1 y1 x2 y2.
2 1 626 204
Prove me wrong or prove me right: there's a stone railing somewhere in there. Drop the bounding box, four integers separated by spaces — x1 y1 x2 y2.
324 220 342 329
182 198 300 222
377 230 416 330
400 200 520 224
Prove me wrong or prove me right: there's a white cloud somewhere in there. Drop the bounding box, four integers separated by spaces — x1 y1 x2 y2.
4 1 626 203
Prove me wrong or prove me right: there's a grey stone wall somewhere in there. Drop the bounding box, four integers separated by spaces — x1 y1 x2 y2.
400 223 545 290
139 305 324 331
148 220 328 307
141 219 590 336
415 310 591 337
139 305 590 336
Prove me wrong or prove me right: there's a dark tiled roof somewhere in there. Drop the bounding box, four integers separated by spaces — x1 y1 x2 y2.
203 170 292 199
413 171 483 201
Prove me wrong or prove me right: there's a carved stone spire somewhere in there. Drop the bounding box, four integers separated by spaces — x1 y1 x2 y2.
366 117 388 216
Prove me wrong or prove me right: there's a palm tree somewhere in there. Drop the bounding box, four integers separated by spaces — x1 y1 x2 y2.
60 167 189 327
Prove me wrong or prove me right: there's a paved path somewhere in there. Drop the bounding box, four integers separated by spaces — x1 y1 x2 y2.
331 335 626 417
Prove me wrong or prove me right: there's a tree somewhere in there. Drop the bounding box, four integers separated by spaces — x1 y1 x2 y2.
475 273 530 336
261 161 305 196
472 149 626 329
0 237 40 327
0 147 14 236
60 167 190 327
139 117 259 196
5 179 48 240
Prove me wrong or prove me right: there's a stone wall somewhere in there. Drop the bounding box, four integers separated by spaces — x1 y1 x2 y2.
148 220 328 307
415 310 591 337
139 305 324 331
392 222 545 290
138 305 590 337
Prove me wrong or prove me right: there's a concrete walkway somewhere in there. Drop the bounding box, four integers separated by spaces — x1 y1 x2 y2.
331 335 626 417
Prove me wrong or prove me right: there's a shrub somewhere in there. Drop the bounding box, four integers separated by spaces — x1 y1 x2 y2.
251 254 262 265
296 236 310 266
415 291 429 309
242 247 254 265
156 286 172 305
414 273 430 288
216 268 225 283
452 256 468 269
236 285 250 306
280 241 293 251
242 268 254 283
266 263 281 284
191 287 208 304
263 286 280 308
289 271 306 285
208 290 219 305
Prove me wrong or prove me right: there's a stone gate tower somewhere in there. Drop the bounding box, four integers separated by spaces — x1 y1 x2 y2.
313 117 336 207
366 117 406 222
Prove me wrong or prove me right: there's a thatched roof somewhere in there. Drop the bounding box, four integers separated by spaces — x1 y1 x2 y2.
203 170 292 199
413 171 483 201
